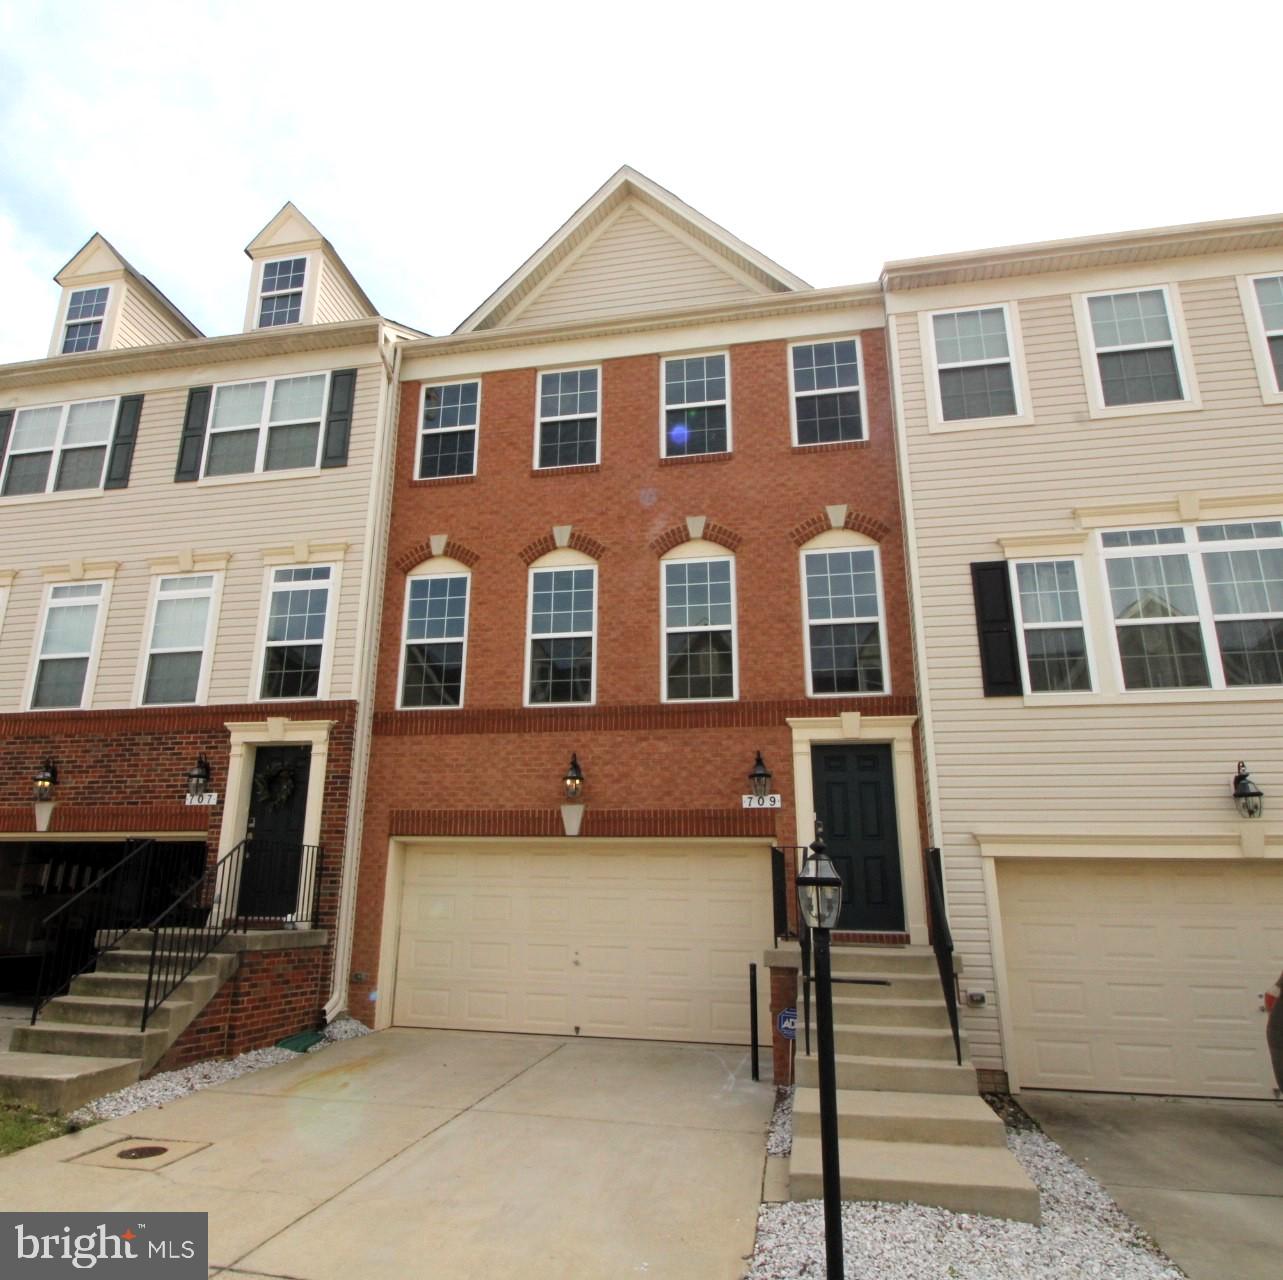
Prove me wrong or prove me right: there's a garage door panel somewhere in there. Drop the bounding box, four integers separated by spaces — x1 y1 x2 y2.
393 840 771 1043
1002 860 1280 1098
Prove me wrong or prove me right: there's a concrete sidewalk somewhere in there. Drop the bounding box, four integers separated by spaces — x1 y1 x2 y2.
0 1028 772 1279
1021 1090 1283 1280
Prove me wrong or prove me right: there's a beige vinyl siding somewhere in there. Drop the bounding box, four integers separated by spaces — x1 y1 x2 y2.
113 283 190 349
895 271 1283 1076
313 258 368 325
0 358 383 711
510 205 761 328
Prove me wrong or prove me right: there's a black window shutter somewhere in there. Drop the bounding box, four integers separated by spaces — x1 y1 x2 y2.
320 369 357 469
103 394 144 489
971 561 1023 696
0 409 12 482
174 385 212 482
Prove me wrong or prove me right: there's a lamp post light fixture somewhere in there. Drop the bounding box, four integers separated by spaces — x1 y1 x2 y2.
563 754 585 801
1233 761 1264 819
32 759 58 803
747 751 772 800
796 830 845 1280
187 755 212 798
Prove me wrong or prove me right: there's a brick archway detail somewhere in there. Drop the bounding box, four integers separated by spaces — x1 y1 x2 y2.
648 522 742 557
518 530 608 566
789 510 890 547
394 539 481 574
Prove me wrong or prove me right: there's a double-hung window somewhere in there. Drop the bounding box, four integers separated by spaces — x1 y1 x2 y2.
1010 560 1092 692
260 566 334 699
663 557 736 700
419 382 479 478
62 287 109 353
791 340 864 444
526 563 596 705
31 582 107 709
400 572 469 707
142 574 218 705
1102 522 1283 690
662 354 728 457
205 374 327 476
928 306 1021 423
258 257 306 328
1083 287 1188 408
537 368 599 469
1246 274 1283 395
802 546 886 694
2 398 117 496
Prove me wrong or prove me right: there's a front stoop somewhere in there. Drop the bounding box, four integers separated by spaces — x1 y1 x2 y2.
780 944 1041 1225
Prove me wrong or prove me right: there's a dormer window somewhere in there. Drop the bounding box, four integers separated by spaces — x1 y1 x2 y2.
258 257 307 328
62 287 110 353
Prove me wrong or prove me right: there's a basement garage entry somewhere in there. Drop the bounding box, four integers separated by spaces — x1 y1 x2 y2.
999 858 1283 1099
391 839 773 1043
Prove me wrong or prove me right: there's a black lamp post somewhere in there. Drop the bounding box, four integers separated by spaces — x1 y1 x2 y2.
796 831 844 1280
1233 761 1264 819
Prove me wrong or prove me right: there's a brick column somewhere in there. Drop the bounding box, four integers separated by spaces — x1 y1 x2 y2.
768 965 798 1086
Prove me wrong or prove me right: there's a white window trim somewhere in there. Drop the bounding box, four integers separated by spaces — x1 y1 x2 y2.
659 350 732 459
658 548 739 703
1008 557 1097 695
1236 272 1283 405
918 302 1034 433
0 574 12 642
396 562 471 710
254 255 310 330
798 533 892 698
1 396 120 499
788 337 868 447
1072 284 1201 419
416 380 481 481
522 552 597 708
201 372 331 480
25 579 113 711
533 365 602 471
250 561 342 702
56 284 113 356
133 571 224 707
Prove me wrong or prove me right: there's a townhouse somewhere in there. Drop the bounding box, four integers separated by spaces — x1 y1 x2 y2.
0 205 409 1076
348 168 930 1049
885 214 1283 1099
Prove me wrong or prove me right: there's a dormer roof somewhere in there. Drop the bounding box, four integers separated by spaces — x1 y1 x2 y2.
457 165 809 333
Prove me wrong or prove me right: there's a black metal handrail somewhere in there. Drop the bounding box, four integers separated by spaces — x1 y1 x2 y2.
926 846 962 1065
139 838 323 1031
30 839 161 1023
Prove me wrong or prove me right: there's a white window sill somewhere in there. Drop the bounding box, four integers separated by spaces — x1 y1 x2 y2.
1023 686 1283 707
805 687 893 700
1083 395 1203 421
661 695 739 705
0 487 107 507
197 467 321 489
925 412 1034 435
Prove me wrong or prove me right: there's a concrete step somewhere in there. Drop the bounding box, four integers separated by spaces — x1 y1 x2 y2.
11 1022 169 1064
833 1025 962 1062
95 949 236 981
830 946 938 976
827 997 950 1029
795 1051 978 1095
0 1051 141 1114
812 973 942 1001
792 1088 1007 1147
789 1135 1040 1223
71 970 218 1003
41 994 191 1031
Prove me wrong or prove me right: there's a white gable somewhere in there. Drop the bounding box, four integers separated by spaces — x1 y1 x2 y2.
56 235 126 284
245 202 325 256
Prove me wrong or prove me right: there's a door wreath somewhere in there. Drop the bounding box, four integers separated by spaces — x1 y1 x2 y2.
253 760 297 809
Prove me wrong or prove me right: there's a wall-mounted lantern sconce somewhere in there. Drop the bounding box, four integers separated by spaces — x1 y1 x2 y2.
563 754 585 801
187 755 212 797
33 759 58 803
1233 761 1264 819
748 751 772 799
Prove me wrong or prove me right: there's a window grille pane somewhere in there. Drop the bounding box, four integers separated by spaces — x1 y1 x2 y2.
205 429 259 476
804 550 878 622
423 382 479 430
528 637 592 703
1107 554 1197 619
540 369 598 417
41 603 97 655
538 419 597 468
3 452 52 495
262 259 307 292
62 322 101 353
1270 335 1283 391
406 577 467 641
939 363 1017 420
269 374 325 422
1116 622 1209 688
402 641 464 706
933 308 1010 364
1098 348 1183 405
261 645 321 698
1089 290 1172 347
796 391 862 443
1024 628 1091 692
1216 619 1283 686
1203 548 1283 615
32 657 89 708
144 652 202 704
665 560 732 628
264 422 320 471
1016 561 1083 624
808 622 884 693
54 446 107 491
152 595 211 649
259 293 302 327
267 587 329 643
665 632 734 699
11 406 61 451
66 288 109 321
62 400 114 445
530 569 593 635
792 341 859 392
664 404 727 456
665 355 726 405
419 429 475 477
213 382 266 430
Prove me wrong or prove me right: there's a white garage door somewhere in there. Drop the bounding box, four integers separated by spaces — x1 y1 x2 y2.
1000 859 1283 1098
393 839 773 1043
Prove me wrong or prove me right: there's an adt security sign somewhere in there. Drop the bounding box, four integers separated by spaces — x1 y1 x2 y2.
777 1007 797 1041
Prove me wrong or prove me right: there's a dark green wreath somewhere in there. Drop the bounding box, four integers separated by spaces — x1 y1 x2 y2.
253 760 296 809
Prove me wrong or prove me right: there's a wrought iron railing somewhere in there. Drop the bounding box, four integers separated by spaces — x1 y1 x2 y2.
770 846 796 942
926 846 962 1065
30 839 162 1023
138 838 323 1031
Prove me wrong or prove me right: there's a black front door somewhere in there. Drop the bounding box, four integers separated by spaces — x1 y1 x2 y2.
239 745 311 919
811 744 904 931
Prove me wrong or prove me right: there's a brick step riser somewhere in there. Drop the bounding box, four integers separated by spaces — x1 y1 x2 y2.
795 1056 978 1096
787 1169 1038 1223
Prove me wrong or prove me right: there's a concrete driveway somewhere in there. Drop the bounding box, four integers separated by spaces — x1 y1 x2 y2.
1021 1090 1283 1280
0 1028 772 1279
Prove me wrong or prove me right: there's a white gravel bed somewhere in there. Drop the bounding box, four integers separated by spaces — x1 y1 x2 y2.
69 1015 372 1123
767 1087 794 1157
748 1128 1186 1279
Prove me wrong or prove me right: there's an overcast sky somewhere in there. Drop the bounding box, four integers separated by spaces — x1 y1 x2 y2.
0 0 1275 363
